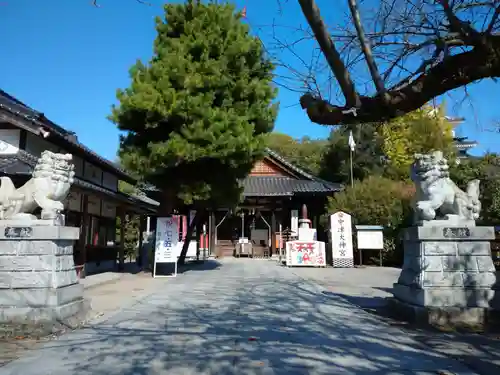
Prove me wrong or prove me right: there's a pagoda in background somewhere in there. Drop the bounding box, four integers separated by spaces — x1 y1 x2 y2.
445 115 478 159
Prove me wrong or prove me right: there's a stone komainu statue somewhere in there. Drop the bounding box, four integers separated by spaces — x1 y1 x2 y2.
0 150 75 221
411 151 481 225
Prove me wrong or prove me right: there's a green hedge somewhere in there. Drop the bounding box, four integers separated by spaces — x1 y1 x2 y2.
326 176 413 267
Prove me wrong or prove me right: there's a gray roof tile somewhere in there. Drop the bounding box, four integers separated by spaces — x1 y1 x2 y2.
0 89 135 183
0 151 159 212
243 176 341 197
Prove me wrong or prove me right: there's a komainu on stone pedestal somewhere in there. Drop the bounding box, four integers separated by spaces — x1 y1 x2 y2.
392 151 498 328
0 150 75 223
0 151 88 332
411 151 480 226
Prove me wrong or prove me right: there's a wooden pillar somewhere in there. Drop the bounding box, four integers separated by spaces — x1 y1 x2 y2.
78 194 89 279
271 210 277 256
209 210 216 256
196 217 202 261
118 206 126 271
138 214 145 268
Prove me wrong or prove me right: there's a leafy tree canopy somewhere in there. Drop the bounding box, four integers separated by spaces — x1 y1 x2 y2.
320 105 456 184
319 123 387 184
266 132 327 175
326 175 414 265
327 175 413 229
449 154 500 224
116 181 140 260
380 104 455 179
110 0 278 208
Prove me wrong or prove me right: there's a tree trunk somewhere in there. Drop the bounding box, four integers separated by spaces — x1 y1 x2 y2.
177 211 200 265
159 188 176 215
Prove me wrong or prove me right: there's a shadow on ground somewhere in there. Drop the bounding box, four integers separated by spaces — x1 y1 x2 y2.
177 259 222 274
129 259 222 277
323 290 500 375
84 261 147 277
3 260 481 375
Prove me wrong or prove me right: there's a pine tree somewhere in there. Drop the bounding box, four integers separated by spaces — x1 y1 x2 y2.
110 0 277 264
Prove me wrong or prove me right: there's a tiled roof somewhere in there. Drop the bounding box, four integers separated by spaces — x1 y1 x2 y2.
0 89 135 184
242 176 341 197
139 149 343 196
264 148 316 180
264 148 340 188
129 193 160 207
0 151 159 212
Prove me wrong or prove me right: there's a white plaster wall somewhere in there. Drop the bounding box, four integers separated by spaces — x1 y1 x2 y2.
0 129 20 154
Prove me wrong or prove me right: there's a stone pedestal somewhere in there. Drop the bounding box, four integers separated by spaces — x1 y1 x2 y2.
0 224 88 329
392 226 498 327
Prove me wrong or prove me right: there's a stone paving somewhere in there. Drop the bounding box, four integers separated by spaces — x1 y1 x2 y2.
0 269 160 366
291 265 500 375
1 259 479 374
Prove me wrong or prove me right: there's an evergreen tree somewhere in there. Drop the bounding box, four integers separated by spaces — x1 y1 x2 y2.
266 132 328 175
319 124 387 184
110 1 277 264
320 106 456 184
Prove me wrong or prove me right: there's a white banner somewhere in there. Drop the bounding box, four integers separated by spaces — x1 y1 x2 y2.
155 216 179 263
298 228 317 241
330 211 354 260
291 209 298 235
189 210 197 236
286 240 326 266
189 210 196 225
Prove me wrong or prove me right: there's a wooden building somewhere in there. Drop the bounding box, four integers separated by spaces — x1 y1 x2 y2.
142 149 342 262
0 89 159 277
208 149 342 258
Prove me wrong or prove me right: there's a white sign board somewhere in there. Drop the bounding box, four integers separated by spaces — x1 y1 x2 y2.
286 240 326 267
330 211 354 267
357 231 384 249
154 216 178 277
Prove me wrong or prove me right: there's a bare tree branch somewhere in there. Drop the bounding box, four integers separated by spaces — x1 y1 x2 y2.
291 0 500 125
298 0 361 107
347 0 386 98
487 4 500 33
301 42 500 125
91 0 500 126
92 0 151 7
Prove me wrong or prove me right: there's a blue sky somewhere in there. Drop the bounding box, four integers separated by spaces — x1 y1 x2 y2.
1 0 500 161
